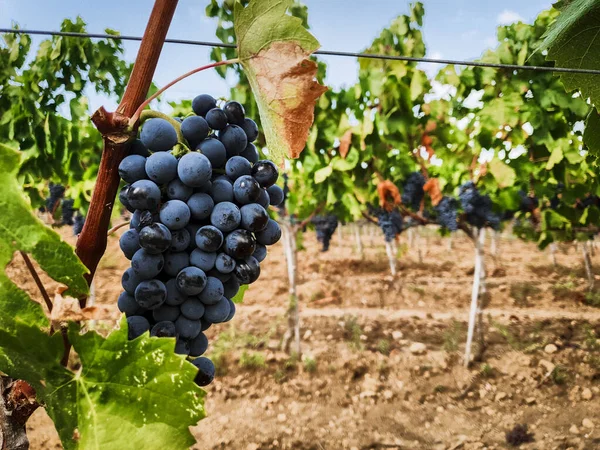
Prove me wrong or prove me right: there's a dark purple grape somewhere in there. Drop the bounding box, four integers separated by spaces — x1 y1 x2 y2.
223 101 245 125
224 229 256 259
139 223 172 254
251 160 279 188
192 94 217 116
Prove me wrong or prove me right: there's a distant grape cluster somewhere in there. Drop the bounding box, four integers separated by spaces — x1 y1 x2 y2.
401 172 425 211
61 198 76 225
73 213 85 235
369 206 403 242
117 94 283 386
518 190 539 212
458 181 500 229
44 183 65 213
434 196 459 231
311 215 338 251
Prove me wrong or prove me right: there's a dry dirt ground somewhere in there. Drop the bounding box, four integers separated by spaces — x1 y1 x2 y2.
10 225 600 450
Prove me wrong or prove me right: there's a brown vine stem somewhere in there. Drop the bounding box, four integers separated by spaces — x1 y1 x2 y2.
76 0 179 300
19 251 53 313
128 58 239 126
107 221 130 236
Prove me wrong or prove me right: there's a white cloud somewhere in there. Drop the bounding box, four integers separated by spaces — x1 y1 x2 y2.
497 10 525 25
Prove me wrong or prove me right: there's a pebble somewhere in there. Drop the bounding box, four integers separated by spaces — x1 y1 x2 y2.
495 392 508 402
581 388 593 400
582 418 594 429
409 342 427 355
569 425 579 435
277 413 287 423
544 344 558 354
392 330 404 340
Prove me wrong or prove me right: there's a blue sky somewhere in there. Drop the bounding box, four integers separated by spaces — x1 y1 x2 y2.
0 0 553 111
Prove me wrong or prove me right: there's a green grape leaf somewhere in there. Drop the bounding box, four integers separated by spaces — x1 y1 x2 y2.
231 284 249 304
584 110 600 155
314 165 333 184
331 148 360 171
546 147 564 169
0 142 88 335
234 0 328 163
488 158 516 187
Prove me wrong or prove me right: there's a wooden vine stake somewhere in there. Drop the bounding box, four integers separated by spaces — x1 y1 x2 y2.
281 220 301 356
464 227 486 367
582 240 595 292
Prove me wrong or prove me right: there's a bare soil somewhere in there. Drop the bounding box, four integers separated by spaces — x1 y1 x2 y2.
12 226 600 450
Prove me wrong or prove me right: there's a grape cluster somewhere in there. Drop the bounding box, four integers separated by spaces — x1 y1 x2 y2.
61 198 76 225
43 183 65 213
434 196 458 231
369 206 403 242
73 213 85 235
401 172 425 211
117 94 284 386
518 190 539 212
578 195 600 209
458 181 500 229
311 215 338 252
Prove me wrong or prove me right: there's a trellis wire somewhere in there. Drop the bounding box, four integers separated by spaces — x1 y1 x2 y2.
2 28 600 75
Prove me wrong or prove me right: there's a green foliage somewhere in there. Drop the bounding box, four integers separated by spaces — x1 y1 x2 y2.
0 19 131 207
540 1 600 154
0 144 205 449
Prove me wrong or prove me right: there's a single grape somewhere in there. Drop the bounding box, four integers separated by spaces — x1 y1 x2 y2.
197 138 227 168
205 107 228 130
241 118 258 142
224 299 236 322
225 156 252 180
195 225 224 252
224 229 256 259
203 296 231 323
181 116 209 146
127 180 161 211
180 298 205 320
150 321 176 338
223 101 245 125
255 219 281 245
118 155 147 183
176 266 207 296
140 118 177 152
256 188 270 209
118 291 142 316
177 152 212 187
134 279 167 310
234 256 261 284
210 202 241 232
160 200 191 231
166 178 193 201
240 203 269 232
175 316 201 340
251 160 279 188
163 251 190 277
215 253 236 274
131 139 150 157
267 185 284 206
130 209 157 231
119 229 141 260
198 277 224 305
192 94 217 116
219 124 248 157
119 185 134 213
152 304 180 322
145 151 178 185
188 332 209 357
191 357 215 386
187 193 214 221
175 337 191 355
252 244 267 263
240 143 259 164
223 276 240 299
233 175 261 204
170 228 191 252
207 268 232 283
127 316 150 340
122 267 143 294
200 318 212 332
131 249 165 279
165 278 188 306
211 178 234 203
139 223 172 254
190 249 217 272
